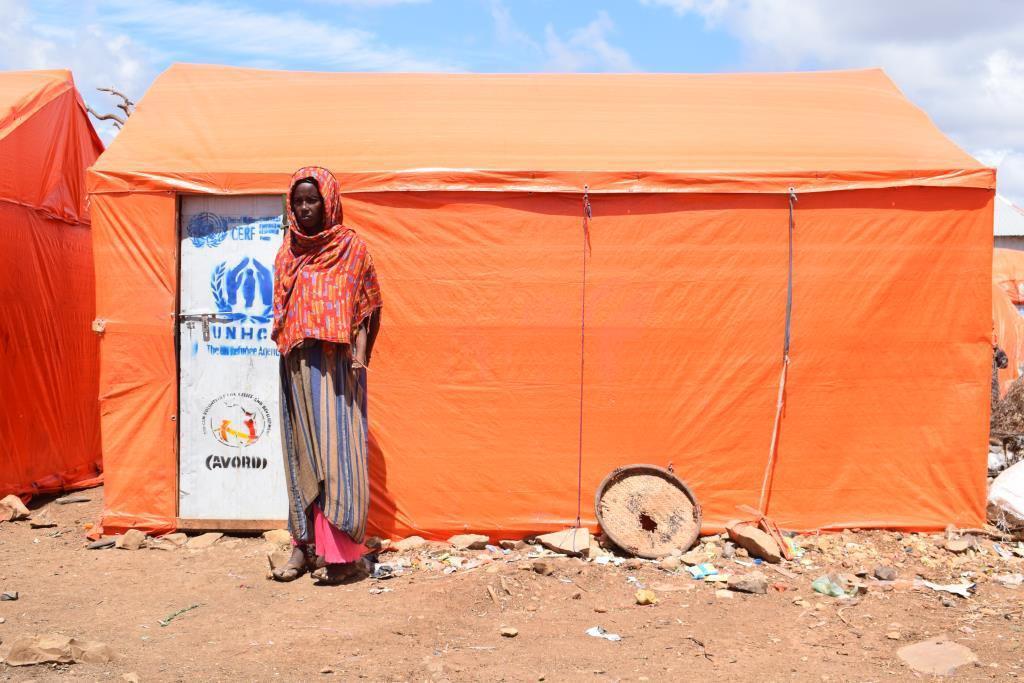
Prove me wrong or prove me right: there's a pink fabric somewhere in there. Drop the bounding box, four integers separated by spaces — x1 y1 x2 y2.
292 504 367 563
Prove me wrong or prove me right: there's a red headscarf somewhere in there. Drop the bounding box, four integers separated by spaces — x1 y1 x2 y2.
272 167 382 355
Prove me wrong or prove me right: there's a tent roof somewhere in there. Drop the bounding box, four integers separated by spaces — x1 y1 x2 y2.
90 63 993 195
995 195 1024 236
0 69 103 223
0 69 77 139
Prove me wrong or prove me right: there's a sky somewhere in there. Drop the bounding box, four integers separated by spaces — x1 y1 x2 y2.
3 0 1023 205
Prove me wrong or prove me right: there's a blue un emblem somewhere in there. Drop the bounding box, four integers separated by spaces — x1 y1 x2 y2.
211 257 273 323
188 212 228 249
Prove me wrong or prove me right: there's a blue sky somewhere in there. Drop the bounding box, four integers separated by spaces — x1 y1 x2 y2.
3 0 1023 205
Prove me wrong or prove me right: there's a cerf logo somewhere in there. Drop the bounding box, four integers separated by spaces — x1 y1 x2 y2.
211 257 273 323
201 393 271 448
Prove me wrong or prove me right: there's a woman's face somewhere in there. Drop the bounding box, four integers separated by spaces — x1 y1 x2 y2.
292 181 325 234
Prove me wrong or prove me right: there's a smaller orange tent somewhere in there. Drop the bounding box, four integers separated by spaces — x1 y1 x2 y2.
993 282 1024 396
994 247 1024 308
0 70 104 498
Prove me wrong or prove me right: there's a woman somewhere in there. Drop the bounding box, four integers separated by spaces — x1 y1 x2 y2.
270 167 382 584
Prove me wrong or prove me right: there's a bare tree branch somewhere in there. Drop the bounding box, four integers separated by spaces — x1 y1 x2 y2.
85 104 124 128
97 86 135 117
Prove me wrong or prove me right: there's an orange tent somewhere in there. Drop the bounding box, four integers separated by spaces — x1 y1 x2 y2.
993 282 1024 396
1 70 104 498
994 247 1024 306
89 64 994 535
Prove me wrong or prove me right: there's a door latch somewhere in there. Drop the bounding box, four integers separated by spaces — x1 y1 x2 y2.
179 312 234 342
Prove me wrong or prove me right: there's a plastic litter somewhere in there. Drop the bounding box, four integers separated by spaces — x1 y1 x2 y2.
371 563 401 580
916 580 976 598
815 577 864 598
687 563 718 579
993 573 1024 588
585 626 622 642
994 543 1014 560
989 460 1024 525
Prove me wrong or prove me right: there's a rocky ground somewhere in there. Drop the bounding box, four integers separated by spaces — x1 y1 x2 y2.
1 488 1023 681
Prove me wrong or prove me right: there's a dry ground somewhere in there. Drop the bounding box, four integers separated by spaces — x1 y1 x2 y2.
1 488 1023 682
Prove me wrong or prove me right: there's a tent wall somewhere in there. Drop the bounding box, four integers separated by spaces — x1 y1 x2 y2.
92 185 992 534
993 283 1023 396
0 71 103 498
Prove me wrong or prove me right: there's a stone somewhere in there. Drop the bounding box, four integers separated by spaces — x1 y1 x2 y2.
393 535 427 552
532 560 554 576
499 626 519 638
55 494 90 505
594 605 608 613
536 528 591 557
714 589 734 599
87 537 116 550
897 636 977 676
0 495 30 521
660 556 681 571
186 532 223 549
448 534 489 550
499 539 526 551
116 528 147 551
680 549 705 566
886 631 901 640
873 565 898 581
634 589 658 605
944 538 971 553
0 633 115 666
122 674 141 683
162 533 188 547
263 529 291 545
28 510 56 528
267 550 291 571
728 571 768 594
588 539 612 559
725 521 781 563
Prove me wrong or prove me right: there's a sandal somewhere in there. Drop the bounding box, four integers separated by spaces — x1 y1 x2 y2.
312 562 364 585
271 547 312 582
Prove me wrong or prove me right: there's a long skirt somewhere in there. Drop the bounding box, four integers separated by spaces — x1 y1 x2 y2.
280 341 369 562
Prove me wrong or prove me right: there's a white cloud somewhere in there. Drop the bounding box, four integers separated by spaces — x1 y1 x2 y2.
646 0 1024 204
490 2 635 72
99 0 453 72
0 0 155 141
544 11 635 72
0 0 454 141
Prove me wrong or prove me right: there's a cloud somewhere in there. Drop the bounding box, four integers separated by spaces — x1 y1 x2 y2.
544 11 635 72
0 0 455 140
0 0 155 140
99 0 453 72
489 2 635 72
645 0 1024 204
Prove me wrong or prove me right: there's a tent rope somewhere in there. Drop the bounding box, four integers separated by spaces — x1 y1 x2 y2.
757 188 797 514
576 186 592 528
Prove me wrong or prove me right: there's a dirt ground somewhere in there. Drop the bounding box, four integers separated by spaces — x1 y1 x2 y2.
1 488 1023 682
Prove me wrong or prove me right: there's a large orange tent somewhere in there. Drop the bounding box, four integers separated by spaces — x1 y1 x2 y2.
1 70 104 498
89 64 994 536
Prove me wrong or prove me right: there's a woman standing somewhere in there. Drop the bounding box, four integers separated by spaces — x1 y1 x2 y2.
270 167 382 584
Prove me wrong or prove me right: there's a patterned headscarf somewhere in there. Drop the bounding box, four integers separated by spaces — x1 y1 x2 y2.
271 167 382 355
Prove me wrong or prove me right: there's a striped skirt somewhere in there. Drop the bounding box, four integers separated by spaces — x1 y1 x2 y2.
279 341 369 544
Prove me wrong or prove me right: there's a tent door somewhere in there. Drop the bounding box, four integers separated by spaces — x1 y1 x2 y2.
177 195 288 524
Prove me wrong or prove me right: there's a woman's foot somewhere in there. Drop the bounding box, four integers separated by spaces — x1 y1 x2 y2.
311 562 364 585
271 547 310 582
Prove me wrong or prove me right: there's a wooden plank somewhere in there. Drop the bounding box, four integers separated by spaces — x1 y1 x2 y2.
177 518 286 532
